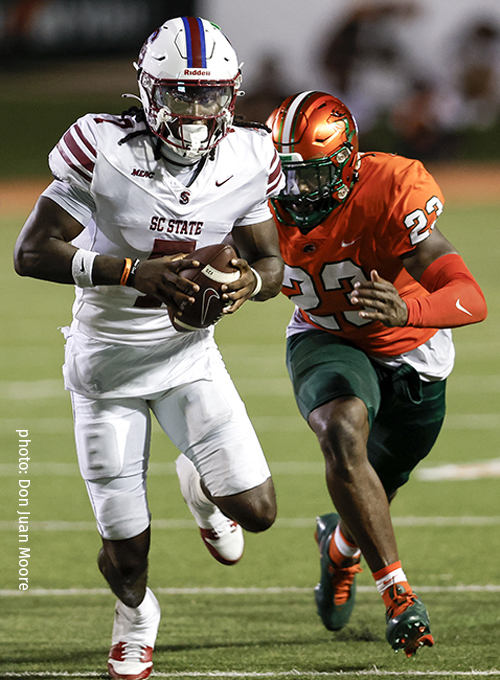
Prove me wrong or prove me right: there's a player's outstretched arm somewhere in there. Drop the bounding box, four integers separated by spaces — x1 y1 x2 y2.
14 196 201 310
221 218 284 313
349 227 487 328
14 196 87 283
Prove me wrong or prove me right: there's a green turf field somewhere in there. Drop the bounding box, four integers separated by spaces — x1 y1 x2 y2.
1 201 499 679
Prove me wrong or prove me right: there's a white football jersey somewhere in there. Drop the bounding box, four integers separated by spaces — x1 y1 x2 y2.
44 111 284 344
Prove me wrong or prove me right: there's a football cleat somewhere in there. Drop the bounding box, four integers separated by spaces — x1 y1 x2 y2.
314 513 362 631
176 453 244 565
108 642 153 680
385 584 435 657
200 520 244 566
108 588 160 680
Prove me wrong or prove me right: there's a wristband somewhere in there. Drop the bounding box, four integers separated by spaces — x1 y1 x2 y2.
126 258 141 288
250 267 263 299
120 258 133 286
71 249 98 288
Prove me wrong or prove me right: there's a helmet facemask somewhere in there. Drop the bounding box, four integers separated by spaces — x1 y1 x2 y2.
274 144 354 234
140 75 240 159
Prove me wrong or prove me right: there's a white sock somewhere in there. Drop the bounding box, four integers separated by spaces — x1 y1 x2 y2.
175 453 218 528
334 524 361 559
191 467 215 512
375 567 408 596
113 588 160 647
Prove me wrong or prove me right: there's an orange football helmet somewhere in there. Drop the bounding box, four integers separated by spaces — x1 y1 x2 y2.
268 91 359 233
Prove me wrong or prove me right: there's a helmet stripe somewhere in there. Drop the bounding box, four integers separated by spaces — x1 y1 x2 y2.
280 91 316 148
182 17 207 68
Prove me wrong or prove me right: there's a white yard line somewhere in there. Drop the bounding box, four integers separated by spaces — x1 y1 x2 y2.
1 413 499 433
0 461 325 476
416 458 500 481
1 669 500 677
3 374 500 398
1 584 500 597
1 516 500 532
3 458 500 480
0 379 64 399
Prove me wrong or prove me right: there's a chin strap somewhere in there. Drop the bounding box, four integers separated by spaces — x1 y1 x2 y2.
405 253 487 328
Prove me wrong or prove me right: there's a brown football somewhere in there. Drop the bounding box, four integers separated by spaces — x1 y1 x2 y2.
168 243 240 332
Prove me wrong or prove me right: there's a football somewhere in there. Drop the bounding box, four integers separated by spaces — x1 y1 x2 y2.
168 243 240 332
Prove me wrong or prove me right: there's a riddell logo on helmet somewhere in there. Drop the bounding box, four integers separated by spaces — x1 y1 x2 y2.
184 69 211 76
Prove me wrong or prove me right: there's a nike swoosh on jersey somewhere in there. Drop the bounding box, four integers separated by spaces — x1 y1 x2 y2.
456 299 473 316
341 238 359 247
216 176 233 187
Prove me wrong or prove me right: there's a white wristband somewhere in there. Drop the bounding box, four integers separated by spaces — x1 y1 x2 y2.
250 267 263 299
71 249 98 288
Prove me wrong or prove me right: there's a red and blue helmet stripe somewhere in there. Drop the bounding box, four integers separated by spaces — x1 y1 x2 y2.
182 17 207 68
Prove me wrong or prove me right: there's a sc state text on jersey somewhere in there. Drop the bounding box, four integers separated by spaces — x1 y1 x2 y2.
149 216 204 236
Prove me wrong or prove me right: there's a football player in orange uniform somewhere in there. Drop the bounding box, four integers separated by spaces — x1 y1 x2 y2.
268 91 487 656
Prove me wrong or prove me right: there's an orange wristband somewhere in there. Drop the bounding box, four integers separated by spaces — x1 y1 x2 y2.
120 258 133 286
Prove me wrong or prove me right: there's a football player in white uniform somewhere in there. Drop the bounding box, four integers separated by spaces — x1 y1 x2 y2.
14 17 284 680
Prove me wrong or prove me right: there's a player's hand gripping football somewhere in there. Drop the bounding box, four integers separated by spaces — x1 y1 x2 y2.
350 270 409 327
133 254 201 312
220 257 260 314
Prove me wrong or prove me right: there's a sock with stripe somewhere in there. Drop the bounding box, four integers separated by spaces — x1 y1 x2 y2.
328 523 361 565
372 560 412 609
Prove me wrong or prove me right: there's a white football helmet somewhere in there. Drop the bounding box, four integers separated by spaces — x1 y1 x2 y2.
135 17 242 160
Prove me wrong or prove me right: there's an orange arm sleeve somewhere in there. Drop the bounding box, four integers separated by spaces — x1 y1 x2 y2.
405 253 487 328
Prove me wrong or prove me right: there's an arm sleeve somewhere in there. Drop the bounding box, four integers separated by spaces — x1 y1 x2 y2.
405 253 487 328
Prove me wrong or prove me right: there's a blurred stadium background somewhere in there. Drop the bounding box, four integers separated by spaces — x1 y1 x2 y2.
3 0 500 174
1 0 499 676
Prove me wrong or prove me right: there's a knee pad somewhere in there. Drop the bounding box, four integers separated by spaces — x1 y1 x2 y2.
86 476 151 540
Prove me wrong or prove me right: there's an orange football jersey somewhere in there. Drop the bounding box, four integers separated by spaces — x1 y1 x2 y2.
274 152 445 356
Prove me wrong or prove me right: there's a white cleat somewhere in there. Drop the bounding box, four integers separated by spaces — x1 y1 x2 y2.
107 588 160 680
199 518 245 566
108 642 153 680
176 453 244 565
